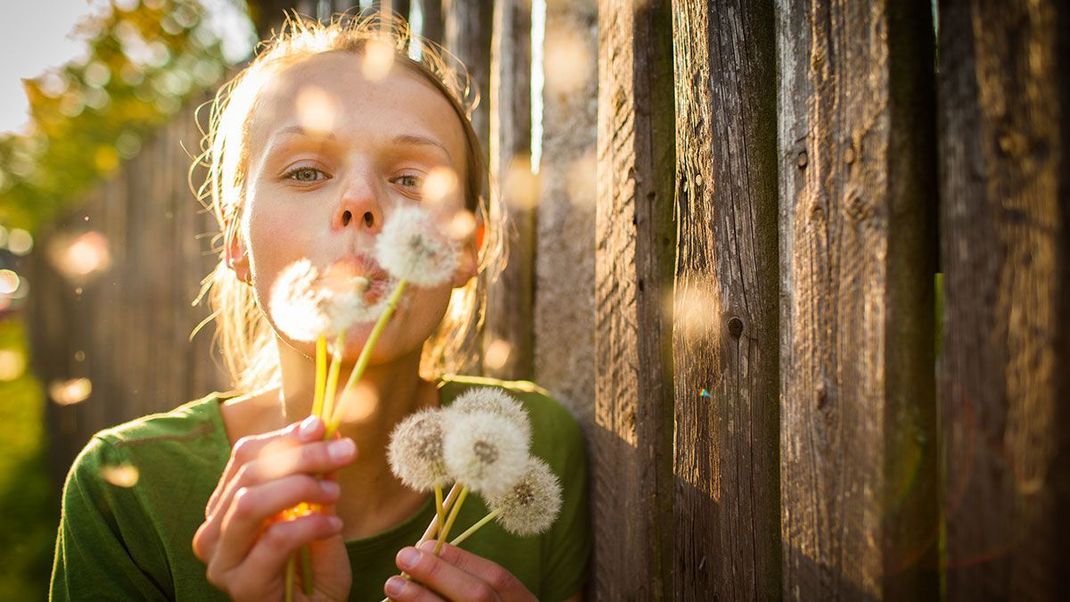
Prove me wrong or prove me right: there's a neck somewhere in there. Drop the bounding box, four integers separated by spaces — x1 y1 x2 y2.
273 335 440 528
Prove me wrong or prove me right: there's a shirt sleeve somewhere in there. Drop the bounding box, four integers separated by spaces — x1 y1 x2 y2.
538 403 592 602
50 436 172 601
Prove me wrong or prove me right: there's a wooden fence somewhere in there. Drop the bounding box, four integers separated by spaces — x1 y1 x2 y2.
29 0 1068 599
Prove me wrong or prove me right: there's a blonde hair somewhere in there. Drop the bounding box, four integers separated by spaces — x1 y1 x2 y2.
190 10 505 393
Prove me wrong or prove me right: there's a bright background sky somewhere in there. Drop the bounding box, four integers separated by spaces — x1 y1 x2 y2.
0 0 254 136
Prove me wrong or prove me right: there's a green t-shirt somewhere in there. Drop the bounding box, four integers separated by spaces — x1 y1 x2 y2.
50 375 590 601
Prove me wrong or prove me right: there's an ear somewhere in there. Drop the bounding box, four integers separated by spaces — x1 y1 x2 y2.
224 224 251 283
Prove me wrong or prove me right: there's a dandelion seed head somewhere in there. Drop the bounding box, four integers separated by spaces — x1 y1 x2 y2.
376 205 460 287
487 457 562 536
443 410 528 498
388 408 450 492
450 388 531 444
271 259 388 341
270 259 331 341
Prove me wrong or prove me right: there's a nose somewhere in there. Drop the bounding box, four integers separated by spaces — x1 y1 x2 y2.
333 171 383 233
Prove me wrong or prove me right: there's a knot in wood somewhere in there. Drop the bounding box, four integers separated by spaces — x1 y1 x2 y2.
796 151 808 169
728 316 744 338
844 147 856 164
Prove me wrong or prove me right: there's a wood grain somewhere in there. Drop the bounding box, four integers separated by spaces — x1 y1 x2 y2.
671 0 781 598
937 0 1070 599
593 0 676 598
776 0 939 598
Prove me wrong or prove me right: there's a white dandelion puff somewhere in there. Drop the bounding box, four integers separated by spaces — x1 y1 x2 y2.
450 388 532 444
270 259 388 342
387 408 451 492
270 259 331 342
486 457 562 536
442 410 529 499
375 205 460 287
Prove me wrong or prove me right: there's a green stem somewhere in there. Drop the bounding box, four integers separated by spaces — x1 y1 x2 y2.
284 554 295 602
434 485 468 555
311 335 327 418
449 508 502 547
320 332 347 424
326 280 409 438
300 545 313 595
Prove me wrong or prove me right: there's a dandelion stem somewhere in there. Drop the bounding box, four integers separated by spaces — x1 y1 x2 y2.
434 484 444 531
434 485 468 555
321 332 347 424
449 508 502 547
284 554 295 602
418 482 461 545
300 546 313 595
311 335 327 417
326 279 409 437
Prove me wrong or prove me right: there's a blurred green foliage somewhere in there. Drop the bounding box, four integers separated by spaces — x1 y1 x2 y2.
0 319 51 600
0 1 255 597
0 0 239 232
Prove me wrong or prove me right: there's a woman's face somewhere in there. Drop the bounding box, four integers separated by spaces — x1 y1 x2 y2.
232 50 477 364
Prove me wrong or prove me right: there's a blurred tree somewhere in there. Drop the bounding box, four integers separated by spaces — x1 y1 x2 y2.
0 0 248 232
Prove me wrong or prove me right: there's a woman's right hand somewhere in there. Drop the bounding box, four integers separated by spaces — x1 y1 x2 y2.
192 415 356 601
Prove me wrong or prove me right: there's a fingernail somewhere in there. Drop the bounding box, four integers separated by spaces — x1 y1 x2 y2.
328 438 356 462
385 576 406 597
320 480 340 496
299 415 319 438
397 547 419 570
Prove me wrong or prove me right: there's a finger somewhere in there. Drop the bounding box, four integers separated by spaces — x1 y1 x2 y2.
213 474 342 573
210 434 355 534
383 575 447 602
211 512 343 597
207 415 323 518
390 545 502 602
417 541 528 597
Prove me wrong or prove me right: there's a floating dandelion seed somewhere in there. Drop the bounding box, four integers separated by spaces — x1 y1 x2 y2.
450 388 531 444
100 463 139 488
388 408 451 492
443 410 529 499
376 205 460 287
421 167 459 206
486 457 562 536
50 378 92 405
362 36 395 81
295 85 339 135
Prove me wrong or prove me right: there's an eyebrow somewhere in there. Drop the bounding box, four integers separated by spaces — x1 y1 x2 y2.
269 126 453 162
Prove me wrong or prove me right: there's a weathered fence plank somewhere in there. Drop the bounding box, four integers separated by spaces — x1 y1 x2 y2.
937 1 1070 599
533 0 597 419
776 0 939 598
671 0 780 598
593 0 675 599
31 109 225 484
443 0 493 172
484 0 534 380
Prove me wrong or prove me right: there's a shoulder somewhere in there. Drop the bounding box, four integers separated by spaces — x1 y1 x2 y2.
64 392 231 510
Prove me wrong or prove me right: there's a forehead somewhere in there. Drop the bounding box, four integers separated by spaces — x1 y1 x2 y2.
247 51 467 164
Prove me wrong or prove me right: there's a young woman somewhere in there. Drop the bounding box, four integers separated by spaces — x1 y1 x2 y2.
50 13 589 602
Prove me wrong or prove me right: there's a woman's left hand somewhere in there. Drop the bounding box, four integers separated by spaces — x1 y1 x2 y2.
384 541 536 601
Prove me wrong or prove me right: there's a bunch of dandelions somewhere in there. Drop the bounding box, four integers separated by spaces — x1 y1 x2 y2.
383 388 563 598
270 258 390 600
268 205 460 601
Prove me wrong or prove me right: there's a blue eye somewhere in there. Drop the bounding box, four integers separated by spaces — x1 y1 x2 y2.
283 166 329 183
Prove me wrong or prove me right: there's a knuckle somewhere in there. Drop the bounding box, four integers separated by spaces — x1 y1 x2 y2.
233 436 257 462
263 522 293 549
484 566 514 592
469 582 496 602
232 486 258 519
